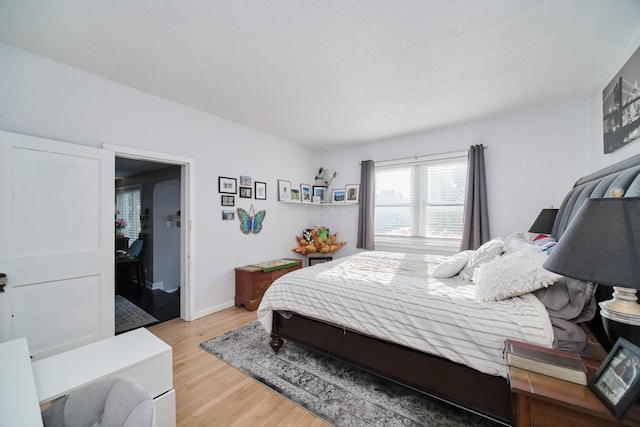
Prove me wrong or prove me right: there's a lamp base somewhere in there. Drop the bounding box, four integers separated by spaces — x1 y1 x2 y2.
600 286 640 347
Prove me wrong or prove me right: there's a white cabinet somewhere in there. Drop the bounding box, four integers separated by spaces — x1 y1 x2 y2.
32 328 175 427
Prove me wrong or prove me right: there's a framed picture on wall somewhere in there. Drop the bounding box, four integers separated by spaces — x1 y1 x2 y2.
239 175 251 186
278 180 291 201
240 187 252 198
331 188 345 203
222 210 235 220
345 184 360 203
255 181 267 200
219 177 237 194
312 186 326 203
300 184 311 203
221 195 235 206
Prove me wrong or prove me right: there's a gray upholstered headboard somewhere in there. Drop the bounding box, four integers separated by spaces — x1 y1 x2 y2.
551 153 640 240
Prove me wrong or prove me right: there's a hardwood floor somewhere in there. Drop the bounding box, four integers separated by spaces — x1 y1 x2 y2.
147 307 329 427
116 278 180 324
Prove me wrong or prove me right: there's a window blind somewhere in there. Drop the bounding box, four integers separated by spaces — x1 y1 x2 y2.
116 186 141 246
374 152 467 248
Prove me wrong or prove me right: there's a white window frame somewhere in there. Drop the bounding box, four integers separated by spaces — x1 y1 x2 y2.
373 150 467 254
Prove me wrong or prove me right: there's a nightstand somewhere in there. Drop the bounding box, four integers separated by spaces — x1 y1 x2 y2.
509 358 640 426
307 253 333 266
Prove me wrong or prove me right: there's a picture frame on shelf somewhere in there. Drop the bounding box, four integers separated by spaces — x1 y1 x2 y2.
278 179 291 201
331 188 345 203
222 210 235 220
300 183 311 203
240 187 252 198
345 184 360 203
218 176 237 194
589 337 640 419
291 188 301 201
312 186 326 203
239 175 251 186
255 181 267 200
221 195 235 206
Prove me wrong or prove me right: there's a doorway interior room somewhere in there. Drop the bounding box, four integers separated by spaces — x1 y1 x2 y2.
115 157 181 331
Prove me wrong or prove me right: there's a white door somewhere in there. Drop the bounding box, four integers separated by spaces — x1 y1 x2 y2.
0 130 114 360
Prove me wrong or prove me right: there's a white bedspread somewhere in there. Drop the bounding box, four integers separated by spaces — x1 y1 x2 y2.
257 251 554 378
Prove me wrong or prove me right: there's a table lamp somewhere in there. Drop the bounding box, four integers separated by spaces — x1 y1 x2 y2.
528 207 559 234
543 197 640 346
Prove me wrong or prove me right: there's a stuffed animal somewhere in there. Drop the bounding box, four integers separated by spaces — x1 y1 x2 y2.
292 226 346 255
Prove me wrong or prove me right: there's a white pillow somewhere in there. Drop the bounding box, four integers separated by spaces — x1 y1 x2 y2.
502 232 532 255
432 250 474 278
458 239 505 281
473 245 563 302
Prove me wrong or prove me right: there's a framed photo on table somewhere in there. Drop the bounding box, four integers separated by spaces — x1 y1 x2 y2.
589 338 640 419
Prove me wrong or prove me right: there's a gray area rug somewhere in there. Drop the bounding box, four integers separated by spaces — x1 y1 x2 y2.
200 321 501 426
115 295 158 334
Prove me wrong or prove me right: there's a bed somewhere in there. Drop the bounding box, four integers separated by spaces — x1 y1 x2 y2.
257 152 640 425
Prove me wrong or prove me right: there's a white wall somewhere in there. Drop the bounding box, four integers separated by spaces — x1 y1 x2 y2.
153 179 181 292
318 100 591 255
589 31 640 170
0 43 320 318
2 39 634 319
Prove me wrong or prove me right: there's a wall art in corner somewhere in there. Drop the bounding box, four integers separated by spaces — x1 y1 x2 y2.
603 45 640 154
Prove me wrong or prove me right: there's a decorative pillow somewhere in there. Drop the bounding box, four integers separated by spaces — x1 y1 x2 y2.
532 236 557 253
458 239 505 281
473 245 562 302
502 232 532 255
432 250 474 278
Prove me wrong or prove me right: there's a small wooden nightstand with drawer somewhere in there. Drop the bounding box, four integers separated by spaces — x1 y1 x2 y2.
510 358 640 427
235 259 302 311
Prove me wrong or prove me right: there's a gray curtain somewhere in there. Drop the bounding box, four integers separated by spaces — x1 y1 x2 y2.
460 144 490 250
357 160 375 250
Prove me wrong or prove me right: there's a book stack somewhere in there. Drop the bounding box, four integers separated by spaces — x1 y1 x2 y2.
505 339 587 385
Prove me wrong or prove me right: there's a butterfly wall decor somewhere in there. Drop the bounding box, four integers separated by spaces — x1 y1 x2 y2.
237 205 266 234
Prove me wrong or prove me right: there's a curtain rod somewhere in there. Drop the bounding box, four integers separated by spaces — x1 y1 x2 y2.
361 146 487 166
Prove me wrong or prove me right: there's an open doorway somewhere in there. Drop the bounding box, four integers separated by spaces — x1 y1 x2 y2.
105 144 196 332
115 158 181 331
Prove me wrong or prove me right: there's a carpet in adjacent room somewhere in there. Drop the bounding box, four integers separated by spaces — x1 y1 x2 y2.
115 295 158 334
200 321 501 426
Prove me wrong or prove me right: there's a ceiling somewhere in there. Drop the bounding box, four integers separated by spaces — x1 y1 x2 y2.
1 1 640 149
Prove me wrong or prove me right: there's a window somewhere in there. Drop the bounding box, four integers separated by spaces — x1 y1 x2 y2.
116 186 141 245
374 152 467 250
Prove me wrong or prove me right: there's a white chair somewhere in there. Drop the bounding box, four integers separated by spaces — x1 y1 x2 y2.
42 376 156 427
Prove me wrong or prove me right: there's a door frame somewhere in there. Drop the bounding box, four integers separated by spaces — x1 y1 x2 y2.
104 144 195 321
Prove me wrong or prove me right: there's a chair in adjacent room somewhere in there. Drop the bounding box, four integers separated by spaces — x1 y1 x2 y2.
116 238 146 287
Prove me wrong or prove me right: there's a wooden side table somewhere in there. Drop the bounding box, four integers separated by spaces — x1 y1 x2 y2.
510 358 640 426
235 260 302 311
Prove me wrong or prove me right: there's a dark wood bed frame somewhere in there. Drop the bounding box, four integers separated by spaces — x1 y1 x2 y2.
268 153 640 426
